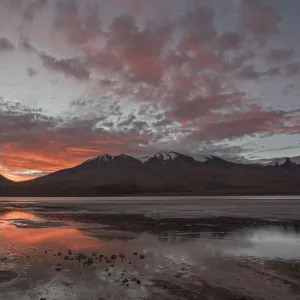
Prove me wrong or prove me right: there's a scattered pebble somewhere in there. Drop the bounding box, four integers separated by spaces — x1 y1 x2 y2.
76 253 87 260
111 254 117 260
132 278 141 284
119 253 126 259
86 258 94 264
62 278 75 286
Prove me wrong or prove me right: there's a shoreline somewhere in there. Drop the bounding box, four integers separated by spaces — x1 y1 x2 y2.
2 205 300 235
2 196 300 221
2 190 300 197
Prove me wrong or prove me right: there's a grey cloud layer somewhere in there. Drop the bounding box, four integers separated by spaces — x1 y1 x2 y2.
0 38 15 52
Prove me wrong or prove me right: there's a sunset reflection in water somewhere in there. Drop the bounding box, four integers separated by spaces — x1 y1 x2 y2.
1 211 41 221
0 211 104 252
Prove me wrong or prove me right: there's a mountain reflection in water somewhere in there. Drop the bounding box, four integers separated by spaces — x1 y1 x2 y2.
1 210 300 260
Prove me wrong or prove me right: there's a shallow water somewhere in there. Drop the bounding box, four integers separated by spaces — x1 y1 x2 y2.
1 207 300 300
2 196 300 219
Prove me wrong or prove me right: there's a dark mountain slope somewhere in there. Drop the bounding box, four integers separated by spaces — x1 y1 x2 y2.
1 152 300 196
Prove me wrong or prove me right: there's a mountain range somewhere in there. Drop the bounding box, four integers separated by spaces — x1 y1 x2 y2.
1 152 300 196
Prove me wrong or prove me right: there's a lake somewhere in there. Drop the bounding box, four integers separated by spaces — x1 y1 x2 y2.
1 197 300 300
1 196 300 218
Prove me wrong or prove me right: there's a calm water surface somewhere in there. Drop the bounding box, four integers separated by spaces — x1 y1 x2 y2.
2 196 300 219
1 197 300 300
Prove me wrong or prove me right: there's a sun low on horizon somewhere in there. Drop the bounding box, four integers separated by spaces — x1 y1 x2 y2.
1 0 300 181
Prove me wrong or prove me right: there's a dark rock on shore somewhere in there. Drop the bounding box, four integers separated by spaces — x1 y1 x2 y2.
111 254 117 260
119 253 126 259
0 270 19 286
76 253 87 260
85 258 94 264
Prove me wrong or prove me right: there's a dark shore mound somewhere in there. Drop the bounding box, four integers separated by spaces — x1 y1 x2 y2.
0 270 19 286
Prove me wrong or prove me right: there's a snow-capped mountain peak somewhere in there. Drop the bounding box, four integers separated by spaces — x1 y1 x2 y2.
85 154 113 163
138 151 180 164
115 154 133 160
154 151 180 161
187 153 211 163
138 156 150 163
262 156 300 166
84 153 137 164
96 154 113 162
83 151 253 166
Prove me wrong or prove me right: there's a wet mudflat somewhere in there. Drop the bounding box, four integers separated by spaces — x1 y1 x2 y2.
1 198 300 300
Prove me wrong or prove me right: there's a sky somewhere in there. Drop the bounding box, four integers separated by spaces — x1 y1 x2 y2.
0 0 300 181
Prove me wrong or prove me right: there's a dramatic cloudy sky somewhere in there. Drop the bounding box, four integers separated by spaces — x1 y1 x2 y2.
1 0 300 181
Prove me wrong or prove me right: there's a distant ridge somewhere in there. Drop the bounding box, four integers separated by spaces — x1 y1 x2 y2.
261 156 300 166
0 174 13 183
1 152 300 196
